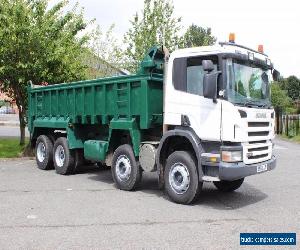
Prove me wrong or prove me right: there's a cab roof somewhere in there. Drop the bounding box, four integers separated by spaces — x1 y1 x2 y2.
171 42 269 62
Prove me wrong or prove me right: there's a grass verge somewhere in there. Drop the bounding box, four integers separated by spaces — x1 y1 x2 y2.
0 138 29 158
279 134 300 143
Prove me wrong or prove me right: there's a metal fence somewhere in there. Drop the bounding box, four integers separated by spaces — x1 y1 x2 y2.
278 114 300 136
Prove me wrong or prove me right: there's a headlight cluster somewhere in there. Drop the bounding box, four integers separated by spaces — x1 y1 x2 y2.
221 150 243 162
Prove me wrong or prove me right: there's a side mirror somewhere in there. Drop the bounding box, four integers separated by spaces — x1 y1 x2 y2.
261 72 269 83
202 60 215 72
203 71 220 102
272 69 280 81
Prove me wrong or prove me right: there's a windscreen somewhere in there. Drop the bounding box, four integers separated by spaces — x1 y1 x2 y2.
226 58 271 107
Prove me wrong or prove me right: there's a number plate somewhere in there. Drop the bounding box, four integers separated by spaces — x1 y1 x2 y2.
257 164 268 173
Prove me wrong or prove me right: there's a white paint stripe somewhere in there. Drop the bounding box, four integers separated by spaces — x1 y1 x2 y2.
27 215 37 219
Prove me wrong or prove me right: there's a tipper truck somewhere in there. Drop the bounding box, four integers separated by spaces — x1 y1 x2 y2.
28 34 280 204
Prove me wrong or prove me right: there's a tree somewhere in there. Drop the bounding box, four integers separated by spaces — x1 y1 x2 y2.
271 82 296 134
271 82 293 113
0 0 91 145
284 76 300 101
84 24 123 78
180 24 216 48
123 0 181 72
0 100 5 107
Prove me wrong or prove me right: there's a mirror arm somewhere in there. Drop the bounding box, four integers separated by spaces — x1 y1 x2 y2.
213 71 222 104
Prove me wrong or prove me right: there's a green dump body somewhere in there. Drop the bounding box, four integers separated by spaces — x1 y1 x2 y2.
27 47 164 157
28 73 163 130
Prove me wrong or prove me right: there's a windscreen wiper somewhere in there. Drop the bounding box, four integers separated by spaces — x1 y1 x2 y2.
233 100 252 106
243 100 259 107
257 102 271 108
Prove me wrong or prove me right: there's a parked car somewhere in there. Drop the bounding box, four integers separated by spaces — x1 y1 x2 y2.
0 106 16 114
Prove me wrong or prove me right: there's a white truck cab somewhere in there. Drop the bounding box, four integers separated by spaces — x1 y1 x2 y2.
156 35 278 203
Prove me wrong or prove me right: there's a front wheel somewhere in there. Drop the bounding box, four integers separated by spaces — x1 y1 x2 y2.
111 144 142 191
213 178 244 192
164 151 202 204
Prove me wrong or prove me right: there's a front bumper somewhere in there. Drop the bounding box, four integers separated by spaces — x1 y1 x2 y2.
218 155 276 181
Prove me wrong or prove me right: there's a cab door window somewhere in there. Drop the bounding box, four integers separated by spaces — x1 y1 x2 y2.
173 56 218 96
187 56 218 96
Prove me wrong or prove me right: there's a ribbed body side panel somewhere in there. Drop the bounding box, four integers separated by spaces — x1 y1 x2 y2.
28 74 163 132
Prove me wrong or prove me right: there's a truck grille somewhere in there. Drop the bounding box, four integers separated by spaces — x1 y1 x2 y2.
244 119 273 164
249 140 266 144
248 131 269 137
246 119 273 142
248 153 268 160
248 122 269 127
248 146 268 152
243 141 272 164
238 108 274 164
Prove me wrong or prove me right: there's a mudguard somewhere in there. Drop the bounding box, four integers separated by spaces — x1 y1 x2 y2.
156 127 204 181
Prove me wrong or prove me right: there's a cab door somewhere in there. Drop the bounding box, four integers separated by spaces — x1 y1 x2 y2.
164 55 222 142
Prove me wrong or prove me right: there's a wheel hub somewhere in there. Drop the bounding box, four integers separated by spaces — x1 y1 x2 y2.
115 155 131 182
55 145 65 168
37 142 46 162
169 163 190 194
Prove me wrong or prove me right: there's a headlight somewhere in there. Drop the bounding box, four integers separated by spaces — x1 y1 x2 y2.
221 150 242 162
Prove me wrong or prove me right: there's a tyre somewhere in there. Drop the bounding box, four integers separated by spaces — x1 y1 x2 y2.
74 149 84 170
35 135 54 170
53 137 75 175
164 151 202 204
213 178 244 192
111 144 142 191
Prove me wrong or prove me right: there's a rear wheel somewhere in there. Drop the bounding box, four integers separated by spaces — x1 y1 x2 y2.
35 135 54 170
213 178 244 192
164 151 201 204
111 144 142 191
53 137 75 175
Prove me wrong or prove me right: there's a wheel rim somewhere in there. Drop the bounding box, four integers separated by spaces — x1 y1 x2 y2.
37 142 46 162
169 163 190 194
115 155 132 182
55 145 65 168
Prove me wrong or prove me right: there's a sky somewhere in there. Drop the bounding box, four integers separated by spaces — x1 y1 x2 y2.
52 0 300 77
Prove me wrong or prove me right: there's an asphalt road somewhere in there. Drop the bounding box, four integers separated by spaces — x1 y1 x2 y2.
0 138 299 249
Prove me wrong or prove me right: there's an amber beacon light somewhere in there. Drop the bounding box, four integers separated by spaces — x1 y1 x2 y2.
258 44 264 53
229 33 235 43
